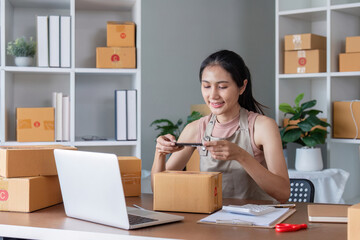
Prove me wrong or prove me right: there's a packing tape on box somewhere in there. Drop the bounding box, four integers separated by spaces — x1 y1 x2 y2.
0 180 9 210
121 173 141 185
293 35 302 50
297 51 306 73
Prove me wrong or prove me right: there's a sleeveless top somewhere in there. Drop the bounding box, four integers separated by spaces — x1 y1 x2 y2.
198 108 274 200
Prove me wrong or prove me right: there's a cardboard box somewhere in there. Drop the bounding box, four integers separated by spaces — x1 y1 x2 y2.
153 171 222 213
346 36 360 53
107 21 135 47
0 145 77 178
284 33 326 51
96 47 136 69
284 49 326 74
339 53 360 72
283 118 328 131
348 203 360 240
0 175 62 212
333 101 360 139
118 156 141 197
17 107 55 142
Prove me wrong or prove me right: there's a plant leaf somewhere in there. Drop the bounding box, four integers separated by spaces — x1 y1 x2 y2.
305 109 323 116
150 119 175 127
282 128 302 143
301 100 316 110
302 136 319 147
279 103 296 114
294 93 304 107
186 111 203 124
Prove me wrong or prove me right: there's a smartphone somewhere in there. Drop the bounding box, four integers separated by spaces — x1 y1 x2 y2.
175 143 203 147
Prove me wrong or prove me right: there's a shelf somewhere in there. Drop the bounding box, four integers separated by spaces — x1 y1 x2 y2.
75 68 138 75
74 140 139 146
331 2 360 15
278 73 328 79
75 0 135 11
4 67 72 73
330 138 360 144
7 0 70 9
331 71 360 77
279 7 327 18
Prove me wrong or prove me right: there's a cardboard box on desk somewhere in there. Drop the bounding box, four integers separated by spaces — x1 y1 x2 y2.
0 145 77 178
0 175 62 212
17 107 55 142
339 53 360 72
348 203 360 240
333 101 360 139
107 21 135 47
284 49 326 74
284 33 326 51
118 156 141 197
153 171 222 213
96 47 136 69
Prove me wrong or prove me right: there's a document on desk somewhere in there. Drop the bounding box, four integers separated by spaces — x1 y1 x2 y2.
198 207 296 228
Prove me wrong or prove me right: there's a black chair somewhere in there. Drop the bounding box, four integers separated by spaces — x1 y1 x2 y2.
288 178 315 203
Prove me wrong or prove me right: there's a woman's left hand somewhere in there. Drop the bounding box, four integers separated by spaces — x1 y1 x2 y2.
203 140 246 161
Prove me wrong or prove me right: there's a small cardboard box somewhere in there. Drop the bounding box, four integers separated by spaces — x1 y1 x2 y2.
284 49 326 74
96 47 136 69
0 175 62 212
118 156 141 197
346 36 360 53
0 145 77 178
333 101 360 139
17 107 55 142
339 53 360 72
107 21 135 47
348 203 360 240
153 171 222 213
284 33 326 51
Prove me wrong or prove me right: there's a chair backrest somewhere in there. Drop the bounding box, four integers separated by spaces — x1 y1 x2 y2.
289 178 315 203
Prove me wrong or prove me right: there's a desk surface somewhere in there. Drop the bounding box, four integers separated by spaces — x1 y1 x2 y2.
0 194 347 240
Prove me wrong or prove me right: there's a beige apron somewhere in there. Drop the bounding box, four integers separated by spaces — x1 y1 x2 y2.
199 108 273 200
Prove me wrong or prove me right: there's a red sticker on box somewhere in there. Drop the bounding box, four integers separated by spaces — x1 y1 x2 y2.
120 33 126 39
214 187 217 196
298 57 306 66
0 190 9 201
34 121 40 128
111 54 120 62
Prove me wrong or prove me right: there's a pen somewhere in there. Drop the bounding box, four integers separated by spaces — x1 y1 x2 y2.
133 204 146 210
215 219 254 225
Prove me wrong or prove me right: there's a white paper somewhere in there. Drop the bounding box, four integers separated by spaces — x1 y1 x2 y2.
199 208 290 227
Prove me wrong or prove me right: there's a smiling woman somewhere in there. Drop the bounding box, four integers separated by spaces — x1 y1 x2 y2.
151 50 290 203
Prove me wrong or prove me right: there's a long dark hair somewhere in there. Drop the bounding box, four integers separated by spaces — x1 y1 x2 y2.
199 50 266 115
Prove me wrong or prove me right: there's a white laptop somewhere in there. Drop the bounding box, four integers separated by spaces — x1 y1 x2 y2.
54 149 184 229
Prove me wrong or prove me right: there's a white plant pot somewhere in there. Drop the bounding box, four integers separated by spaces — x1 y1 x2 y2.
295 147 323 171
14 56 34 67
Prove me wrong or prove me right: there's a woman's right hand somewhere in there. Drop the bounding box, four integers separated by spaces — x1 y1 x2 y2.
156 134 184 156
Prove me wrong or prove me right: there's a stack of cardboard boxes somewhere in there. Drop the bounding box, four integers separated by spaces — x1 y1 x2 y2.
284 33 326 74
96 21 136 68
339 36 360 72
0 145 76 212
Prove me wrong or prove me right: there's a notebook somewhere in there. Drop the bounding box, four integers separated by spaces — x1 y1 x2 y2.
54 149 184 229
308 204 350 223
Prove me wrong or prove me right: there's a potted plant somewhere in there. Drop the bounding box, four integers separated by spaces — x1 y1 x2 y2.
279 93 330 171
7 36 36 67
150 111 203 139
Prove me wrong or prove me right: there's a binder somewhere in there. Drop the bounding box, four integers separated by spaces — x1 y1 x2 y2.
37 16 49 67
127 90 137 140
60 16 71 68
115 90 127 141
62 95 70 141
56 92 63 141
49 15 60 67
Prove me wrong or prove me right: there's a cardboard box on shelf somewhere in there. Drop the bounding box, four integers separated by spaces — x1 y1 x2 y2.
284 33 326 51
107 21 135 47
16 107 55 142
153 171 222 213
284 49 326 74
348 203 360 240
346 36 360 53
333 101 360 139
0 145 77 178
118 156 141 197
339 53 360 72
96 47 136 69
0 175 62 212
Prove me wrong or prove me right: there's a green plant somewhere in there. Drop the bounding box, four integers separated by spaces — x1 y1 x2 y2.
279 93 330 147
7 37 36 57
150 111 203 139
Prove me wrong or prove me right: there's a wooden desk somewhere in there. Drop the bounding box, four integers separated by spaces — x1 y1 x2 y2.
0 194 346 240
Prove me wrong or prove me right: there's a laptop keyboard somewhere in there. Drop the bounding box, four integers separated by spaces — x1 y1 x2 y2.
128 214 157 225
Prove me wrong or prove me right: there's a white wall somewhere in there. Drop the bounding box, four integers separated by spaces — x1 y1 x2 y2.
141 0 275 170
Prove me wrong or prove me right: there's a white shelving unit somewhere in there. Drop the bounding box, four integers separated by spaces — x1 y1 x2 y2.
276 0 360 203
0 0 142 158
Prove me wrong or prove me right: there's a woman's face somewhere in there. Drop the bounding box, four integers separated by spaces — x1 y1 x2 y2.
201 65 245 122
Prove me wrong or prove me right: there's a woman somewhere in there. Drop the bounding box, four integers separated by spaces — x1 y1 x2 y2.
151 50 290 203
